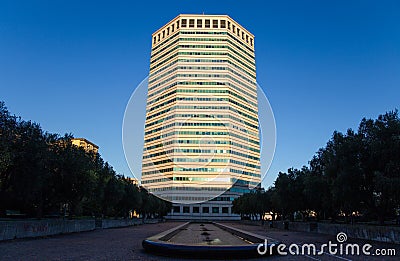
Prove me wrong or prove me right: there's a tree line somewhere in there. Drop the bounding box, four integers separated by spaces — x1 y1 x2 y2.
233 110 400 224
0 101 170 219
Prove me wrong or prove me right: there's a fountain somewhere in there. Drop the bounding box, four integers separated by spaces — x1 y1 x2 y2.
142 222 279 258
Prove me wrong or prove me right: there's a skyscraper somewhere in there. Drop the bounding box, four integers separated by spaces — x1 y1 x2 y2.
142 14 260 219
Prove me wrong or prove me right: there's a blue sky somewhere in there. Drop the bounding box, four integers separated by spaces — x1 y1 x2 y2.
1 0 399 188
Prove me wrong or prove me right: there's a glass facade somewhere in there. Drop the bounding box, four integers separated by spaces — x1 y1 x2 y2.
142 14 260 218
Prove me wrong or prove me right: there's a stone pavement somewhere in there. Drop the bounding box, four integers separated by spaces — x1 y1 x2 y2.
0 221 398 260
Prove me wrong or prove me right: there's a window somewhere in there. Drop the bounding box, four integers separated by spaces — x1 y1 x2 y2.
212 207 219 213
227 21 231 30
232 25 236 33
220 20 226 28
157 34 160 41
237 28 240 36
242 32 245 40
173 206 180 213
205 19 210 28
222 207 229 214
193 207 200 213
153 37 156 44
177 21 180 29
162 30 165 38
172 24 175 32
189 19 195 28
183 206 190 213
197 19 202 28
246 35 249 43
167 28 170 35
202 207 209 213
250 38 253 46
181 19 187 27
213 20 218 28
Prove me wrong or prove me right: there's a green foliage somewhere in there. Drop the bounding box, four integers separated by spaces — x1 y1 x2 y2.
233 110 400 224
232 189 274 221
0 101 168 218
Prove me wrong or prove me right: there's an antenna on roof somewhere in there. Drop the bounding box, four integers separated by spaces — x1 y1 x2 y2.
202 11 205 15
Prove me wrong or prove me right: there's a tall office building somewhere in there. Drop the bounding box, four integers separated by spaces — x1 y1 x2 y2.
141 14 260 219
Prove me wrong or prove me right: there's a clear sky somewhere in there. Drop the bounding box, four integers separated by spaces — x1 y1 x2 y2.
1 0 399 188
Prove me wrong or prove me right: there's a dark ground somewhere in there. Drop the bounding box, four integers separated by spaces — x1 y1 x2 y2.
0 221 398 260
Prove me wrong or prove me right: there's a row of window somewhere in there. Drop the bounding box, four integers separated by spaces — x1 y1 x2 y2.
145 104 258 130
173 167 260 177
145 120 257 138
210 196 235 201
180 31 227 35
149 65 256 88
230 158 260 169
175 157 228 162
149 50 255 73
151 36 180 57
147 86 256 111
174 167 228 173
145 103 223 120
164 195 235 202
147 79 257 104
177 148 228 154
141 177 170 184
152 31 253 56
144 128 259 147
230 168 261 177
233 178 260 186
151 44 254 66
180 32 254 53
142 177 259 187
149 82 256 110
172 206 230 214
144 127 259 146
151 37 254 61
229 187 251 194
229 149 260 161
145 111 258 130
149 57 255 80
150 66 226 86
143 163 260 177
148 186 227 192
151 31 179 51
149 78 256 106
144 113 218 128
142 148 173 160
142 166 173 175
143 138 260 155
172 176 213 182
147 96 257 118
144 121 226 135
150 50 255 78
142 154 260 170
180 49 254 68
153 18 254 47
149 73 256 95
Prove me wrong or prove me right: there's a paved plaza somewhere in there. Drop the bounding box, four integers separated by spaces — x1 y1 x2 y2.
0 221 398 260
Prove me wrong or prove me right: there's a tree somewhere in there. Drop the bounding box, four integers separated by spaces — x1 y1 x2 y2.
0 101 153 219
233 109 399 224
359 111 400 224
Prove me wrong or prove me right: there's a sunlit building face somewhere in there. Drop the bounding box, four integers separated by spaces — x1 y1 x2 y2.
141 14 260 207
